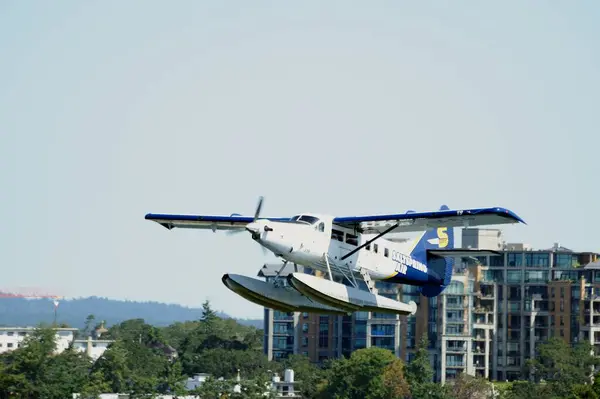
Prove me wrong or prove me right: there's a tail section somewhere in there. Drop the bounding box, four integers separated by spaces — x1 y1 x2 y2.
410 204 455 298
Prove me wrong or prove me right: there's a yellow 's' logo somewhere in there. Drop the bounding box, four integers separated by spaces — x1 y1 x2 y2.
437 227 448 248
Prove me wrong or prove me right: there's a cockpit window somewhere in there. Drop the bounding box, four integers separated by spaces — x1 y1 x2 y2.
299 215 319 225
289 215 320 225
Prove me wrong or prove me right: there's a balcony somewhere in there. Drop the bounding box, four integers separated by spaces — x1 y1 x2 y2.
272 329 295 336
446 345 467 353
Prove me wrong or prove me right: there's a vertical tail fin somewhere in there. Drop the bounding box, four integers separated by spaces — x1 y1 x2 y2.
410 204 455 297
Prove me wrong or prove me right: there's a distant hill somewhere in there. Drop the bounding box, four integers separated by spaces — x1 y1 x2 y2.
0 295 264 329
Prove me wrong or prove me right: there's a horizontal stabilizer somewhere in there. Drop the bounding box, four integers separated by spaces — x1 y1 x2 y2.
420 284 447 298
427 249 502 258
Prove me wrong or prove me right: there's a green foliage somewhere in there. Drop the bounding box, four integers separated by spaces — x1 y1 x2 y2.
526 337 600 397
0 311 267 398
405 335 435 398
318 347 410 399
4 316 600 399
447 373 492 399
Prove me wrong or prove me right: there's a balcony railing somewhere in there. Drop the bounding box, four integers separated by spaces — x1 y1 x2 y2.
447 346 466 352
446 361 466 367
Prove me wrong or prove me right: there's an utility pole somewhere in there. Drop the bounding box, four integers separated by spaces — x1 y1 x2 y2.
53 299 60 326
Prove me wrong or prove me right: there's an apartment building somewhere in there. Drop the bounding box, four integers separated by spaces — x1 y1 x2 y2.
0 324 114 360
260 229 600 383
0 326 78 354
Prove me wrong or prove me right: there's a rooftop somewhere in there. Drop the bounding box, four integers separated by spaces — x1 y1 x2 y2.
0 326 78 331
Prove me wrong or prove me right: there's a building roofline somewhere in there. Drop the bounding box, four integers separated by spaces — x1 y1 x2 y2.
0 327 78 331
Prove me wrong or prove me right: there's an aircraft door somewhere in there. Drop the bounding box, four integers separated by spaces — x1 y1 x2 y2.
328 228 359 265
311 220 330 256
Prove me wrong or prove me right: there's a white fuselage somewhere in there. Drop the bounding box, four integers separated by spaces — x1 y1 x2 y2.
245 213 429 282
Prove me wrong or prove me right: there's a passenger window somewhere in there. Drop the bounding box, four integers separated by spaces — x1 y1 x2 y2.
374 244 378 253
366 244 371 251
384 248 389 257
346 233 358 246
318 222 325 232
331 229 344 242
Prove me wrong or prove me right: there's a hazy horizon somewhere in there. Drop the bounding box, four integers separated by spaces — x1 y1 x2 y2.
2 2 598 319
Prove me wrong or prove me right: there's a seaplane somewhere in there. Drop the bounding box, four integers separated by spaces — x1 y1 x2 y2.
145 198 525 316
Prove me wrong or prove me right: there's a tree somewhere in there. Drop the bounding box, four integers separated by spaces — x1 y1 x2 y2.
202 300 219 324
83 314 96 337
233 373 276 398
2 326 58 397
36 348 91 399
403 336 450 399
501 381 543 399
158 359 187 395
570 384 599 399
405 335 434 397
526 337 599 397
318 347 410 399
0 326 99 399
93 340 131 393
187 347 272 380
448 373 492 399
382 358 411 399
193 375 234 399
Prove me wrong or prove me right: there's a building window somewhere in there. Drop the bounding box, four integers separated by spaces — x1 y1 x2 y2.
302 323 308 333
507 270 522 284
525 253 550 267
490 255 504 267
554 254 574 268
507 253 523 267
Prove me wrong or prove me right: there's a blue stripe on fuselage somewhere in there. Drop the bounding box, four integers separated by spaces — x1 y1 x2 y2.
383 263 443 286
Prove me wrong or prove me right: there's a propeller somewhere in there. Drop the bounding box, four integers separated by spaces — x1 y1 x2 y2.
226 197 269 255
224 196 268 256
227 196 264 236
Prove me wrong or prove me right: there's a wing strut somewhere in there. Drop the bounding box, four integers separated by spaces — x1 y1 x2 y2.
340 223 399 261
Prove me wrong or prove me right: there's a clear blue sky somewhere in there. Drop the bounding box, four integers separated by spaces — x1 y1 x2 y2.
1 2 598 319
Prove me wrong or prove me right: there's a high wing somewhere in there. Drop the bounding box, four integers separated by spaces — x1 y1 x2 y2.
145 213 290 231
427 249 503 257
333 207 525 234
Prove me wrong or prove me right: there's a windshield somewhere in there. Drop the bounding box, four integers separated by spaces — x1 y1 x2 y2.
289 215 320 225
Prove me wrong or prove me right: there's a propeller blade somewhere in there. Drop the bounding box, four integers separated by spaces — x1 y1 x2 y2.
254 196 264 221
